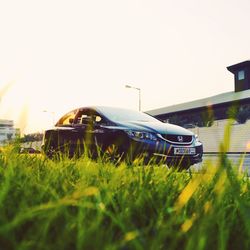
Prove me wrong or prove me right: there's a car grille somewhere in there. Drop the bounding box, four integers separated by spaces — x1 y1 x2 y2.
160 134 193 144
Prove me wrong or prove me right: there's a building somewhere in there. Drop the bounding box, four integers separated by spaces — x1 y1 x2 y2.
147 61 250 128
0 119 20 146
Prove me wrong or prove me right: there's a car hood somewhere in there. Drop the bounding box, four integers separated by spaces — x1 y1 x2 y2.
115 121 194 136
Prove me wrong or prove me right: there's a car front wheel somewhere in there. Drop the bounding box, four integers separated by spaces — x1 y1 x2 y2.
103 143 125 164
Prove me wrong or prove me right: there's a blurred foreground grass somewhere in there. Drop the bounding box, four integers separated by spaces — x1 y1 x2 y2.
0 146 250 250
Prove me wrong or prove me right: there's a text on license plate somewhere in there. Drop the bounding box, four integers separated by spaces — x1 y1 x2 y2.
174 147 196 155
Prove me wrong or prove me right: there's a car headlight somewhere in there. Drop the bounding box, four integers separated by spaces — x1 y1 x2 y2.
194 134 201 142
125 131 158 141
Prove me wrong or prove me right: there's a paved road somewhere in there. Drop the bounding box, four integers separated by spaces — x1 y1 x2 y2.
192 153 250 175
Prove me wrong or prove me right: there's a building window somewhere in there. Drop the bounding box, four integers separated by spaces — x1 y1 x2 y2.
238 70 245 80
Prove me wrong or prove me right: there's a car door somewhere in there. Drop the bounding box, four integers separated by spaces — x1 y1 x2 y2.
71 109 101 156
53 109 79 154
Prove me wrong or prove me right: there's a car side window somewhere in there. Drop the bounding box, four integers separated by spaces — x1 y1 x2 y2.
95 115 102 123
56 109 77 126
75 110 104 125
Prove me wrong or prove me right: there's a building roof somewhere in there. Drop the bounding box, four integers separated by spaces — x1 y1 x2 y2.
227 60 250 73
147 89 250 116
0 119 14 126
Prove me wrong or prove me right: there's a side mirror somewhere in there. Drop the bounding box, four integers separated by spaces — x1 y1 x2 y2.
69 118 74 124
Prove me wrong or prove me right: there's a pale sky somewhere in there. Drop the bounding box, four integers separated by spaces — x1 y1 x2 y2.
0 0 250 133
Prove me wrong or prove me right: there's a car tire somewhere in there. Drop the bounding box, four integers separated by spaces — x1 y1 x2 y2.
45 144 60 160
167 159 192 170
103 143 125 164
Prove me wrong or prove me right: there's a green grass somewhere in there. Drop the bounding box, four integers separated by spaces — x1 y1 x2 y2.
0 147 250 250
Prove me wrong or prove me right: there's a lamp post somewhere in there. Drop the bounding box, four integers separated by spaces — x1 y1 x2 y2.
125 84 141 111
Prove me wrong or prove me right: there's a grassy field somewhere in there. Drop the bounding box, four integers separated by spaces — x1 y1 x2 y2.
0 146 250 250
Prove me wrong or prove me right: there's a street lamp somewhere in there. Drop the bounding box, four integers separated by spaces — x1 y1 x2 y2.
125 84 141 111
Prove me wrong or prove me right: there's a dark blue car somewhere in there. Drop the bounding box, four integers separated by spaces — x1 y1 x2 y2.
42 106 203 168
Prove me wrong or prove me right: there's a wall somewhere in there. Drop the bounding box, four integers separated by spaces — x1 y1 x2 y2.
189 119 250 152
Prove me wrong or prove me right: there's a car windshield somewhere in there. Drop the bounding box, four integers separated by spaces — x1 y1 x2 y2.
96 107 160 123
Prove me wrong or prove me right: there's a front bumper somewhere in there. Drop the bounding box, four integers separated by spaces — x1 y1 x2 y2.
129 137 203 166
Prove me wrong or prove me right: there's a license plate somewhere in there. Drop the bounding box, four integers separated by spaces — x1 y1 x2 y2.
174 147 196 155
